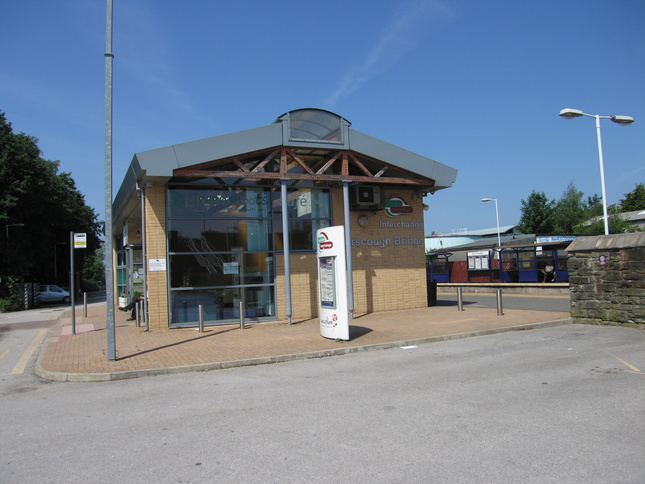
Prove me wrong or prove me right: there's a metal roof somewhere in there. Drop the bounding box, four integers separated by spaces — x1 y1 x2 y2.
113 109 458 227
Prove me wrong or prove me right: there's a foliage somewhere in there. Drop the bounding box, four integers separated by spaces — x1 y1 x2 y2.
82 247 106 291
552 182 588 234
574 213 636 235
518 181 644 236
619 183 645 212
517 191 555 234
0 275 22 312
0 110 103 288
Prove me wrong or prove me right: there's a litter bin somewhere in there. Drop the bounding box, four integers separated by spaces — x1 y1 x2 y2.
427 280 437 306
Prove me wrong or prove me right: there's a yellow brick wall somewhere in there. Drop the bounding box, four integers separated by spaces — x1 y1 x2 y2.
144 184 169 331
349 187 427 314
275 186 427 321
275 253 319 321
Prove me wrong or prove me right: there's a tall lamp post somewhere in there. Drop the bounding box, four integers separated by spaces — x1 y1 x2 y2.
481 198 501 248
559 108 634 235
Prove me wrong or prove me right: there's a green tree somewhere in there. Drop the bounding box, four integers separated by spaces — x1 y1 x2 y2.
619 183 645 212
552 182 588 234
0 110 102 287
517 191 555 234
575 214 635 235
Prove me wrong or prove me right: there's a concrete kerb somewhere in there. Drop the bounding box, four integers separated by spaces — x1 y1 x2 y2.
34 317 572 383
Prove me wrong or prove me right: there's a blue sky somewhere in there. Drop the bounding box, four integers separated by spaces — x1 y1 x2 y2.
1 0 643 234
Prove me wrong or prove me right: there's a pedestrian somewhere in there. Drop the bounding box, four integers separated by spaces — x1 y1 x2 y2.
119 293 144 320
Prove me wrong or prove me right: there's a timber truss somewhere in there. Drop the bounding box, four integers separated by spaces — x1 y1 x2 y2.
173 146 437 192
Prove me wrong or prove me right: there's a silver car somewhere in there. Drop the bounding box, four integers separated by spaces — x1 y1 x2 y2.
39 285 71 303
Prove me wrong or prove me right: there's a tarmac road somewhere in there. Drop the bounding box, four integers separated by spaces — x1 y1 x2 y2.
0 305 64 376
1 323 643 483
0 302 104 377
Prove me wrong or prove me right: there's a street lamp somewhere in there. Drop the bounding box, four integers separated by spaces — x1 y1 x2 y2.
481 198 501 248
559 108 635 235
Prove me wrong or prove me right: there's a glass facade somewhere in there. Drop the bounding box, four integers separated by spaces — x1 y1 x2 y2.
167 185 331 326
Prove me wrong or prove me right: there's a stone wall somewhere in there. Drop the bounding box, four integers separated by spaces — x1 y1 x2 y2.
567 233 645 325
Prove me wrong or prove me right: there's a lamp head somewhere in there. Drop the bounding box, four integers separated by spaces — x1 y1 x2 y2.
559 108 584 119
610 115 634 125
481 198 495 202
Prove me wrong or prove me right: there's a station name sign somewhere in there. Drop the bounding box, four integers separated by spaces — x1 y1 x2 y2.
352 236 424 249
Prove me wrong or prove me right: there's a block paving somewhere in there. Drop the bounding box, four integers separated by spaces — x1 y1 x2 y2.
35 298 571 381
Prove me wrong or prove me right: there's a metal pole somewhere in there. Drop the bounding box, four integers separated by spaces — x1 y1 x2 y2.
594 115 610 235
239 301 245 330
342 182 355 319
496 288 504 316
457 287 464 311
198 304 204 333
83 292 88 318
104 0 116 360
135 301 140 327
281 180 292 325
70 231 76 335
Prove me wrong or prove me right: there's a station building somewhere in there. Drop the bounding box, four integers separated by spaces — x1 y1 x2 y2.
112 109 458 331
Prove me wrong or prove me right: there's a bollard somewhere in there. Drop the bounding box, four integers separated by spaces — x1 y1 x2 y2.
135 301 140 327
457 287 464 311
496 288 504 316
239 301 245 330
83 292 88 318
198 304 204 333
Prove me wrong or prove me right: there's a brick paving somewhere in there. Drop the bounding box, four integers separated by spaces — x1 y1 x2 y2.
35 300 571 381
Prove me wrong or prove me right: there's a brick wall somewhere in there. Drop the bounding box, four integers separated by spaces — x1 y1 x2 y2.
347 187 427 314
144 184 169 331
567 233 645 325
275 187 427 321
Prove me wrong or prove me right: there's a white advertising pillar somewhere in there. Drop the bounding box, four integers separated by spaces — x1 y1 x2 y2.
316 226 350 341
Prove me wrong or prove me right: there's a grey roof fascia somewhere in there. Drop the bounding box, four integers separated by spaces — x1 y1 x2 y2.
131 123 283 176
348 128 458 191
113 155 143 228
171 124 282 171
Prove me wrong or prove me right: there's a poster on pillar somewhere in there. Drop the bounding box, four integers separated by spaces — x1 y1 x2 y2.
316 226 349 341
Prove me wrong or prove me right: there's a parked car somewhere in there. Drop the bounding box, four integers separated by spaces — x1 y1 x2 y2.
39 284 71 303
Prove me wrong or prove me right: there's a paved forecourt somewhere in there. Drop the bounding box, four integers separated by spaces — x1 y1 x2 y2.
35 299 571 382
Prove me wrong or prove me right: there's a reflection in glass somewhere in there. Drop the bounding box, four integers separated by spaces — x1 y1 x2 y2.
169 219 272 253
167 185 330 326
171 253 274 288
168 187 271 219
